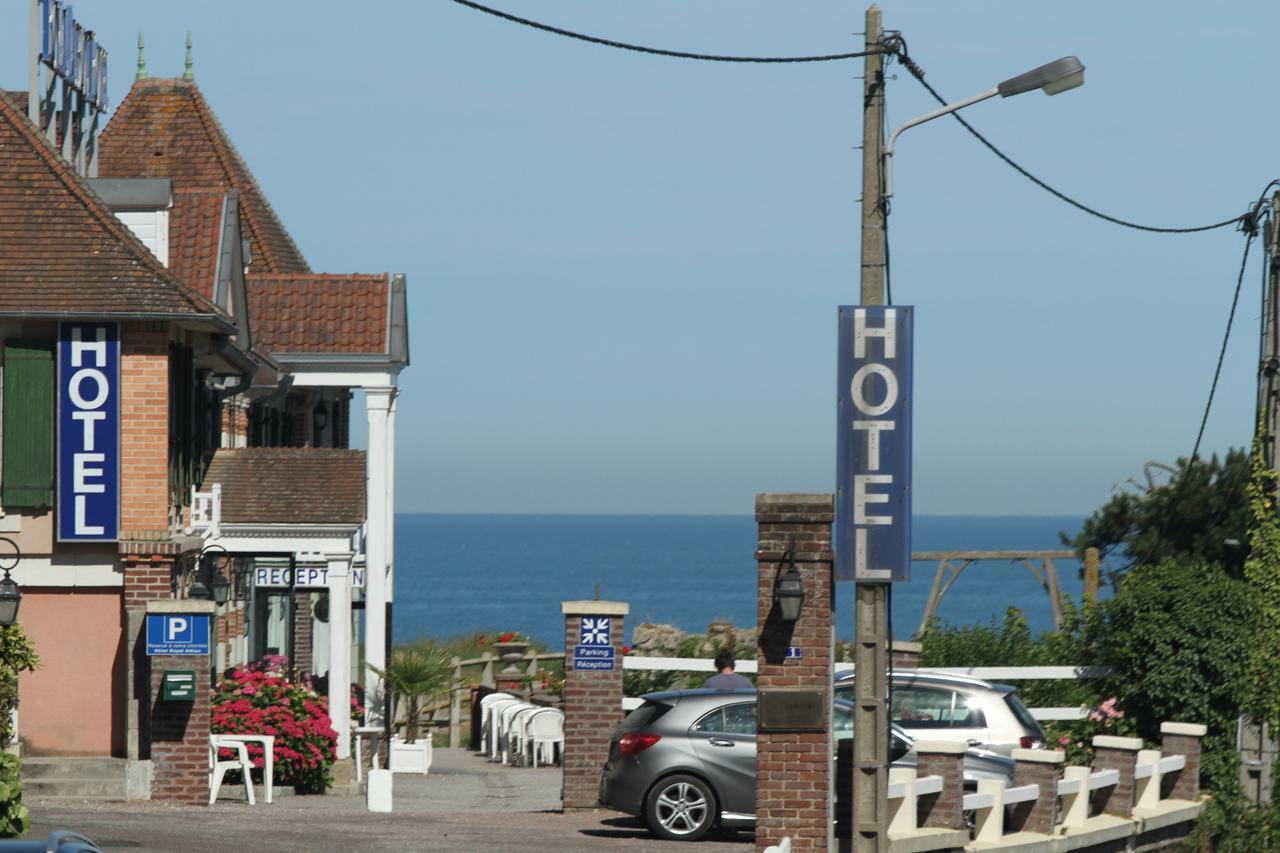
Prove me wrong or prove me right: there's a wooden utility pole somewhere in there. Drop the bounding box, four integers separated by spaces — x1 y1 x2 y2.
1263 192 1280 488
853 5 889 852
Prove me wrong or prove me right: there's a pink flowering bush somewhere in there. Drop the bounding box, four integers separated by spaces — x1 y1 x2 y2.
1045 695 1137 766
211 655 338 794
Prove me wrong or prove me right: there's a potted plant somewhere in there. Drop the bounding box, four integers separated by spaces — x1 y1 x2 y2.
372 647 455 774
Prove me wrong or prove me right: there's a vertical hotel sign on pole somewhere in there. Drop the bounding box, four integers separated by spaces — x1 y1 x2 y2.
836 307 912 582
57 323 120 542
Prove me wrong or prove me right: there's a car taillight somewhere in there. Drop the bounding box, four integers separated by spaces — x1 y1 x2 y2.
619 732 661 757
1019 736 1045 750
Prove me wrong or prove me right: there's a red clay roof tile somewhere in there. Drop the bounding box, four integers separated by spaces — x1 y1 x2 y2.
99 78 310 275
246 274 390 355
0 89 231 321
200 448 366 525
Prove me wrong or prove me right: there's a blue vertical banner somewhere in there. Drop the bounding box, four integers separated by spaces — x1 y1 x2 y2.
836 306 912 582
57 322 120 542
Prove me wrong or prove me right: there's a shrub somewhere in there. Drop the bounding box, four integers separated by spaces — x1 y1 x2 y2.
211 655 338 794
0 753 27 838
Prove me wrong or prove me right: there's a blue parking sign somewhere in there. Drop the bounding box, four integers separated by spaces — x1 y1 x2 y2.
146 614 211 656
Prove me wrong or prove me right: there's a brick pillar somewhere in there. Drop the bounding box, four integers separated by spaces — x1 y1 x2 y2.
561 600 628 809
915 741 965 830
889 640 921 670
146 600 215 804
121 546 179 762
1011 748 1063 834
293 590 313 675
120 323 172 540
754 493 834 853
1092 735 1142 817
1160 722 1207 801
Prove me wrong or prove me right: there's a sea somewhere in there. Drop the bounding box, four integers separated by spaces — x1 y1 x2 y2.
391 514 1089 650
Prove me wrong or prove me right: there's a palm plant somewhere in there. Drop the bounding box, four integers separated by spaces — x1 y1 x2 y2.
372 647 456 744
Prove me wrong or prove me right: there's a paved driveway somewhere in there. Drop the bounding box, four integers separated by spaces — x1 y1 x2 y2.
23 749 754 852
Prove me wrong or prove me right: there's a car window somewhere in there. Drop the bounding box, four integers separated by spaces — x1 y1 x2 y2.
834 705 853 740
892 686 955 729
722 703 756 735
953 692 986 728
1003 693 1043 733
692 709 724 733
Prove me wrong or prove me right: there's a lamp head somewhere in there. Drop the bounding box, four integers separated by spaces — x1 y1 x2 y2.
0 573 21 627
774 559 806 624
998 56 1085 98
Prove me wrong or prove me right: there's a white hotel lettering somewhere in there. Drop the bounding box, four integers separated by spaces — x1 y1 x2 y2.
69 326 108 535
852 309 898 577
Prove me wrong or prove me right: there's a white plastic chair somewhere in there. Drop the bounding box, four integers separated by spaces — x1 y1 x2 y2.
507 706 544 766
480 694 519 758
527 708 564 768
209 736 256 805
497 702 535 765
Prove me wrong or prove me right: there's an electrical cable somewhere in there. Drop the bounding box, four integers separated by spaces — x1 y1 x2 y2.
451 0 886 64
890 47 1245 235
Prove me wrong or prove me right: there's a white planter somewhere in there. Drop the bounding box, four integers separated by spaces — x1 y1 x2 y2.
388 736 432 775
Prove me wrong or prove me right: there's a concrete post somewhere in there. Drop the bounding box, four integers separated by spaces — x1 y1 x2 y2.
1160 722 1207 801
754 493 834 853
1092 735 1143 817
1011 747 1063 833
327 553 353 760
561 600 628 809
146 599 215 804
384 388 397 608
914 741 965 830
363 387 393 727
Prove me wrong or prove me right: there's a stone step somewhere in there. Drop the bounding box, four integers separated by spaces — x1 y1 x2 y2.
21 757 127 781
22 778 127 800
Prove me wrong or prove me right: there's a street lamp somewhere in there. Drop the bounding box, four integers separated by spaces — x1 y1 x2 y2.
773 546 806 623
0 538 20 627
883 56 1085 200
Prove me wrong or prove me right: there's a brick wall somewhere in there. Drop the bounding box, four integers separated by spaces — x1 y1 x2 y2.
1092 737 1142 817
120 323 171 539
122 553 174 607
1011 749 1063 833
915 746 965 830
149 653 211 804
754 493 834 853
561 601 628 809
1160 723 1206 801
293 590 313 675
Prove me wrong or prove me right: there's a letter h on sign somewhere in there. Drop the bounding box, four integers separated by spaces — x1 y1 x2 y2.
835 307 913 582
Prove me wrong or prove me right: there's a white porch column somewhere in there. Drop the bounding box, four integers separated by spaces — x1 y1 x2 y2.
364 387 393 726
326 552 354 760
385 388 398 603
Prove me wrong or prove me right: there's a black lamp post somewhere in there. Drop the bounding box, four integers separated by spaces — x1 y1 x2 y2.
0 537 21 627
773 544 805 623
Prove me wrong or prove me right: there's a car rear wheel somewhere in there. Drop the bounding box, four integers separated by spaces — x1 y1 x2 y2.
645 774 716 841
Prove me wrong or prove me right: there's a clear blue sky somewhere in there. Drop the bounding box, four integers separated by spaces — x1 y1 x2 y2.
5 2 1272 515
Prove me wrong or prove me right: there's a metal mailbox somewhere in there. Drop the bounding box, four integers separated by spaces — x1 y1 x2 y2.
161 670 196 702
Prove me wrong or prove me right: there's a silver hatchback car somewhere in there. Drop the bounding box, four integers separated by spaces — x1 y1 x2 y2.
600 688 1014 842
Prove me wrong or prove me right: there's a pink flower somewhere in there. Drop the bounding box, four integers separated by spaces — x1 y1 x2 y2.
1059 736 1071 746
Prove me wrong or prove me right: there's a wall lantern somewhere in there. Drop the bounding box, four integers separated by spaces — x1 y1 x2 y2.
773 544 805 623
0 537 21 627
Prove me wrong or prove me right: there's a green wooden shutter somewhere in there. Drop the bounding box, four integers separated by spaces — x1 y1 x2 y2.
2 341 54 508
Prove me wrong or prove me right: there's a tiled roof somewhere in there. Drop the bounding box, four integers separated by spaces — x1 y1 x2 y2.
0 89 231 321
201 448 366 525
169 188 226 301
246 274 390 355
99 78 310 275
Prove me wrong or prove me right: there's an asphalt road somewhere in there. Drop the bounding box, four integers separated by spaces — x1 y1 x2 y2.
22 749 755 852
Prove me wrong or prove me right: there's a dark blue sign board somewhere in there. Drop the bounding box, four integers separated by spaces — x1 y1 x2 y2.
57 322 120 542
579 617 611 646
146 614 211 656
573 645 616 671
836 306 913 582
785 646 803 660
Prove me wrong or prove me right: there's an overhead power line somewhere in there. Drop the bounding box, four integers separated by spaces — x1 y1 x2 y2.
889 46 1245 235
451 0 885 64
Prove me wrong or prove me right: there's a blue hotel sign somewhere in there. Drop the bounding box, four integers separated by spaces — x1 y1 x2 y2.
836 307 912 582
57 322 120 542
37 0 109 110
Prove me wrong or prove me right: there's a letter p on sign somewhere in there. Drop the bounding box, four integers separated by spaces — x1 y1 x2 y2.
167 617 191 643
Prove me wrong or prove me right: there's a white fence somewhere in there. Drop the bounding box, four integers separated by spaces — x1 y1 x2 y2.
621 657 1107 721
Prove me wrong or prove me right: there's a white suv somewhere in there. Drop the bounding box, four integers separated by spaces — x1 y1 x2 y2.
834 669 1047 755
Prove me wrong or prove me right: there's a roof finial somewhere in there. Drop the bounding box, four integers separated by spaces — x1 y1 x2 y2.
183 32 194 81
136 33 146 81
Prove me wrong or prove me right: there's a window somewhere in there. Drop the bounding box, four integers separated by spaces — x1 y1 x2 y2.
2 341 54 507
693 703 756 735
892 686 986 729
